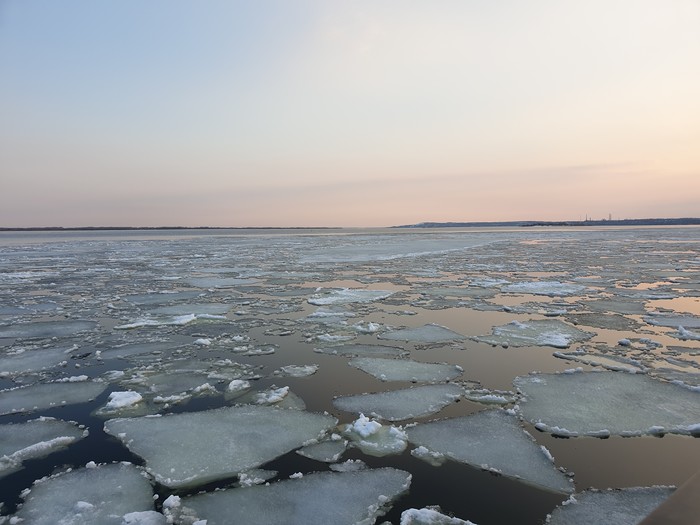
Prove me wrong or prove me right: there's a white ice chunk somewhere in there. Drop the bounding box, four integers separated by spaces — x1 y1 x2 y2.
407 410 573 494
333 384 463 421
379 324 465 343
349 357 463 383
0 418 86 477
274 364 319 377
308 288 393 306
514 371 700 437
673 326 700 341
546 487 674 525
0 381 106 416
463 388 517 405
503 281 587 297
103 405 337 489
473 319 594 349
401 507 476 525
342 414 408 457
122 511 167 525
410 446 446 466
169 468 411 525
13 463 156 525
296 439 348 463
314 344 405 358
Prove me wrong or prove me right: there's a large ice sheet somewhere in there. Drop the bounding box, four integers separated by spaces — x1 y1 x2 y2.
546 487 674 525
473 319 594 349
104 405 337 489
643 313 700 329
0 347 70 377
13 462 157 525
349 357 463 382
0 381 106 416
407 410 573 493
333 384 463 421
379 324 465 343
0 417 86 477
167 468 411 525
0 320 97 339
514 371 700 437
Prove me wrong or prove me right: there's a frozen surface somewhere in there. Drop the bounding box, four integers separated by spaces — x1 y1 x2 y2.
473 319 594 349
407 410 573 493
0 320 97 339
379 324 465 343
13 462 157 525
644 313 700 329
104 406 337 488
342 414 408 456
515 371 700 437
167 468 411 525
296 439 348 463
401 507 476 525
333 384 463 421
546 487 674 525
0 418 86 477
314 343 406 358
0 347 71 377
308 288 393 306
348 357 463 382
503 281 587 297
0 381 106 416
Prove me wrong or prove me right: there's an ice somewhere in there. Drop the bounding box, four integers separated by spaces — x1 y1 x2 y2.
103 405 337 489
115 313 226 330
333 384 463 421
165 468 411 525
463 388 517 405
186 277 254 288
546 487 674 524
235 385 307 409
274 364 319 377
473 319 594 349
100 342 184 360
0 417 86 477
0 347 71 377
379 324 465 343
0 381 106 416
564 312 639 331
502 281 587 297
122 291 202 305
514 371 700 437
406 410 573 493
673 326 700 341
314 343 406 358
410 445 446 466
401 507 476 525
94 390 146 417
348 357 463 382
296 438 348 463
643 313 700 329
342 413 408 456
308 288 393 306
12 462 158 525
122 511 168 525
150 303 231 316
0 320 97 339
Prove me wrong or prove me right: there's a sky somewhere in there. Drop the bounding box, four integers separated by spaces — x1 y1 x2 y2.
1 1 699 228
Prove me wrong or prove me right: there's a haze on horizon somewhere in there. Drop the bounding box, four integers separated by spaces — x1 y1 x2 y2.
1 1 699 229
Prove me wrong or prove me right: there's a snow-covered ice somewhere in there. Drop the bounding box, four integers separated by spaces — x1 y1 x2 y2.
308 288 393 306
502 281 587 297
342 414 408 456
348 357 463 382
473 319 594 349
401 507 476 525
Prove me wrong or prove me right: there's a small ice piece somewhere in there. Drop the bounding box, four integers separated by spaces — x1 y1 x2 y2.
407 410 573 494
13 462 157 525
103 405 337 489
514 372 700 437
502 281 587 297
0 418 86 478
236 469 277 487
401 506 476 525
170 468 411 525
122 291 202 305
234 385 306 410
329 459 367 472
349 357 463 383
105 391 144 409
185 277 254 288
333 384 463 422
122 511 167 525
227 379 251 393
463 388 517 405
314 344 405 358
274 364 319 377
379 324 465 343
353 321 382 333
316 333 355 343
0 381 106 416
410 446 446 466
296 439 348 463
643 313 700 329
151 303 231 316
674 326 700 341
473 319 594 349
307 288 393 306
342 414 408 457
546 487 674 525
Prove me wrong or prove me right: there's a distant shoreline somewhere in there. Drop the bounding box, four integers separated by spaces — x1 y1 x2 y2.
394 218 700 228
0 226 340 232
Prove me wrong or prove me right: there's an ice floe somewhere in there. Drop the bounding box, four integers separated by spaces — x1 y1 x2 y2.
514 371 700 437
502 281 587 297
379 324 465 343
342 413 408 456
103 405 337 489
296 438 348 463
308 288 393 306
401 507 476 525
643 313 700 329
314 343 406 358
333 384 463 421
0 347 71 377
0 381 106 416
348 357 463 382
406 410 573 493
473 319 594 349
164 468 411 525
273 364 319 377
0 320 97 339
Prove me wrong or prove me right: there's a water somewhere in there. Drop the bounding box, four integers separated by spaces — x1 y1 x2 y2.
1 226 699 524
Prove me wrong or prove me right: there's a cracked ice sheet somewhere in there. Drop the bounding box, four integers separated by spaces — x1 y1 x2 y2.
307 288 393 306
333 384 463 422
166 468 411 525
103 405 337 489
473 319 594 349
0 381 106 416
378 324 465 343
546 487 674 525
349 357 463 382
407 410 573 494
13 462 158 525
0 418 86 478
514 371 700 437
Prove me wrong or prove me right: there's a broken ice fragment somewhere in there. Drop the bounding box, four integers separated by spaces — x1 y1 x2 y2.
274 364 319 377
342 414 408 456
296 439 348 463
333 384 463 421
308 288 393 306
401 507 476 525
314 343 406 358
348 357 463 382
167 468 411 525
379 324 465 343
410 445 446 466
473 319 594 349
103 405 337 489
643 313 700 329
407 410 573 494
502 281 587 297
0 320 97 339
0 381 106 416
463 388 517 405
514 371 700 437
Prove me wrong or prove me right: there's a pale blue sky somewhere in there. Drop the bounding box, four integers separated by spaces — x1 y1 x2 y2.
2 1 699 227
